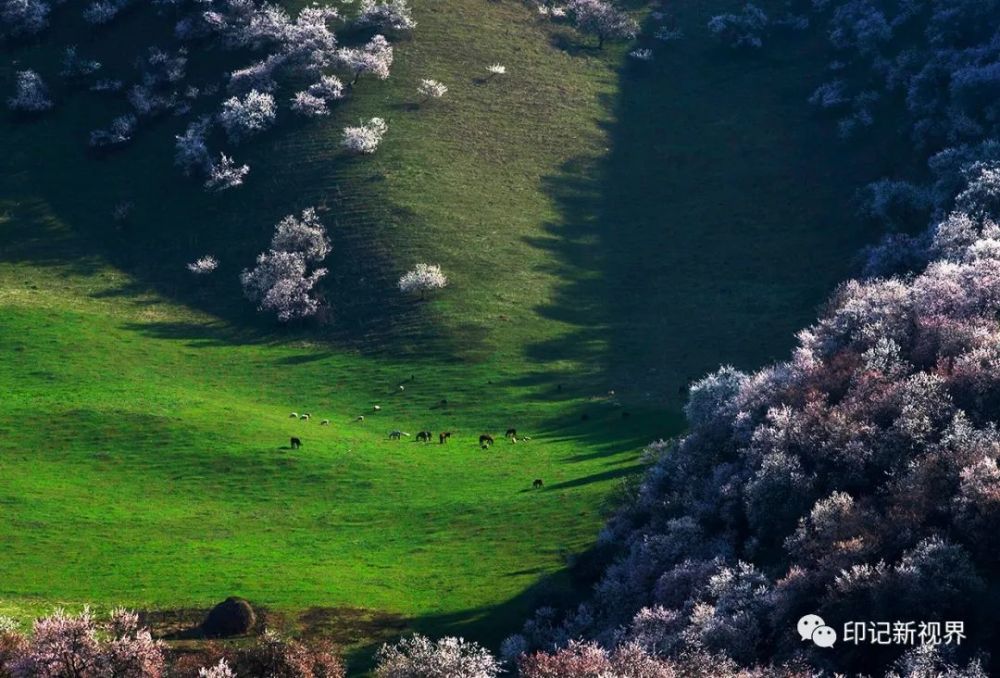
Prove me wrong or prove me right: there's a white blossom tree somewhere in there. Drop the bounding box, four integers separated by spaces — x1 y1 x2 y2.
290 91 329 117
356 0 415 33
398 263 447 300
7 70 52 112
566 0 637 48
270 208 331 262
240 250 327 321
335 34 393 85
291 74 345 117
342 117 388 154
218 89 276 143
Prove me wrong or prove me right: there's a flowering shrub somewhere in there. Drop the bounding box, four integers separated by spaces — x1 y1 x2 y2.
342 117 388 154
398 263 447 299
373 634 499 678
417 78 447 100
187 256 220 274
356 0 415 33
218 89 276 143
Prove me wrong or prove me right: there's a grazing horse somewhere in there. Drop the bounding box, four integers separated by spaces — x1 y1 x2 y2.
416 430 432 442
532 479 543 489
505 428 517 439
290 437 302 449
479 434 494 448
389 430 408 440
439 431 452 443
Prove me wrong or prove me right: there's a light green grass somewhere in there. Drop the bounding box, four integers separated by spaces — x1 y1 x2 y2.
1 0 901 671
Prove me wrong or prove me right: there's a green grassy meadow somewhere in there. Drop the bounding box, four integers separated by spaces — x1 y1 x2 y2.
1 0 905 670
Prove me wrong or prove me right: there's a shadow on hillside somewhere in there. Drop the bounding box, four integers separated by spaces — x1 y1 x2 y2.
519 2 908 414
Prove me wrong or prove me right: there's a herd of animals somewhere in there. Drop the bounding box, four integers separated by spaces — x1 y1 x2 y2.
284 409 544 489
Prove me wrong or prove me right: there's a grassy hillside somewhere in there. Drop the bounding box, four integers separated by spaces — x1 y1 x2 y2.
1 0 902 671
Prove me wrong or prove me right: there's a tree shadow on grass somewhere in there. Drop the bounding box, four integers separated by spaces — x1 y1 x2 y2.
521 1 911 420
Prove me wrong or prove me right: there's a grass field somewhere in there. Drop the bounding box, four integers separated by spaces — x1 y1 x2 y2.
1 0 905 671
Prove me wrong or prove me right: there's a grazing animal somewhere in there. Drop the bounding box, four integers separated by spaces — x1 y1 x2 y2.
416 430 432 442
290 437 302 449
389 430 409 440
439 431 452 444
373 405 381 412
289 412 298 418
355 415 365 422
300 413 310 420
479 434 494 448
320 419 330 425
505 428 517 438
532 479 543 489
399 385 405 392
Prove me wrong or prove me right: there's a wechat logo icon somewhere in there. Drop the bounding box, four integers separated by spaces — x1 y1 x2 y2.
798 614 837 648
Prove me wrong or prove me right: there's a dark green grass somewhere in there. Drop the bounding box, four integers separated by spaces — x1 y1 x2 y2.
1 0 903 669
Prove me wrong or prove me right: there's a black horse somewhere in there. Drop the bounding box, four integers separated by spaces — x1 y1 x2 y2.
439 431 452 444
505 428 517 438
416 430 432 442
532 479 543 489
479 434 494 447
290 437 302 449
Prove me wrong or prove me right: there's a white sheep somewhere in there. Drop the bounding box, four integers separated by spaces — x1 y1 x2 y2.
320 419 330 425
300 413 311 420
355 415 365 422
289 412 299 418
373 405 381 412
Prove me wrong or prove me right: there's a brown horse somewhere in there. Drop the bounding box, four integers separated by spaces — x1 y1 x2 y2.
505 428 517 439
416 431 432 442
439 431 452 444
479 434 494 448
